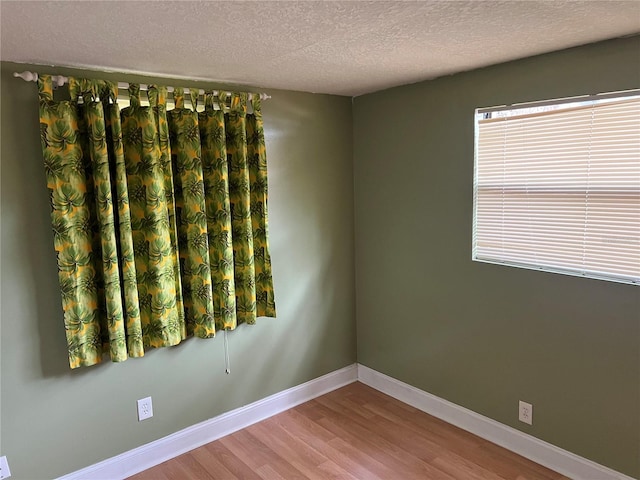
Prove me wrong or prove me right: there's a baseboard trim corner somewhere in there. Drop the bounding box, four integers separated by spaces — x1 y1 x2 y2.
357 363 636 480
57 363 358 480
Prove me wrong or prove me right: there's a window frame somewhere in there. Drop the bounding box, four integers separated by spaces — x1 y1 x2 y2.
472 90 640 286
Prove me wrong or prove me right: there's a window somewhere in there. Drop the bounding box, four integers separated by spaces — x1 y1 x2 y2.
473 91 640 285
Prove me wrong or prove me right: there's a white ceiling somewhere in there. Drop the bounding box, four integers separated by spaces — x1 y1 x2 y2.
1 1 639 96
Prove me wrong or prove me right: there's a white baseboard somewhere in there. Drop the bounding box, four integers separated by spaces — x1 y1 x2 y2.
57 363 636 480
357 364 636 480
57 364 358 480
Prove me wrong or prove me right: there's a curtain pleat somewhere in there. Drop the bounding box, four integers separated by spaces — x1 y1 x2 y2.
247 95 276 317
105 84 144 358
38 75 276 369
226 92 257 325
166 87 216 338
199 92 237 330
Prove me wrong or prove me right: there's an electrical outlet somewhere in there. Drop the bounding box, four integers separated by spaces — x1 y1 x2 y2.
137 396 153 421
0 455 12 479
519 400 533 425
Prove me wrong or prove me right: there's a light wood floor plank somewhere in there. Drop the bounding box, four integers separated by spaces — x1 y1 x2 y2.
221 429 309 479
201 442 258 479
188 445 240 480
128 382 571 480
312 399 456 479
274 410 386 480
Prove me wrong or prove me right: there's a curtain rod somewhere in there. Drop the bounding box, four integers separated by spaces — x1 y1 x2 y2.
13 71 271 101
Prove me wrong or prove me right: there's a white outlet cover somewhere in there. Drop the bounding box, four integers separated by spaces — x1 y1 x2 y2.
0 455 11 479
137 396 153 421
519 400 533 425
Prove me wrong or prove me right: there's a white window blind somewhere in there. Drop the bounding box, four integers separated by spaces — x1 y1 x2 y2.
474 94 640 285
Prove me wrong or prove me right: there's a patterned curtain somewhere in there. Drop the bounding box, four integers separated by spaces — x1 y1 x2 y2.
37 75 275 369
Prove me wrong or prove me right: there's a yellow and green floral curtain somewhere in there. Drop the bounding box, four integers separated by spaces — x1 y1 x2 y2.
38 75 275 369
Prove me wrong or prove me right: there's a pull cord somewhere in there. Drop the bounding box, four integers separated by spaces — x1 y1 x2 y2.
224 329 230 375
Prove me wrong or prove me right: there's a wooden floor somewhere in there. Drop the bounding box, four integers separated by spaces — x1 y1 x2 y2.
129 382 570 480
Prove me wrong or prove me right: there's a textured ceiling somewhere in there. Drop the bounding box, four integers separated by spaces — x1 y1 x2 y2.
1 1 639 96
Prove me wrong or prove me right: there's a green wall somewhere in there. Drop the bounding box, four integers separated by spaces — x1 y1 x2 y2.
353 36 640 478
0 62 355 479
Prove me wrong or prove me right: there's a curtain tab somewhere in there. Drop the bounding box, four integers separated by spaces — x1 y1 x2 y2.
69 78 96 104
94 80 107 101
68 77 80 101
230 92 247 117
203 91 216 111
37 74 54 101
216 91 228 112
158 86 168 108
129 84 141 108
159 86 168 107
106 81 118 103
252 94 262 118
189 89 199 112
148 85 159 108
148 85 168 111
68 78 82 103
173 87 185 109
